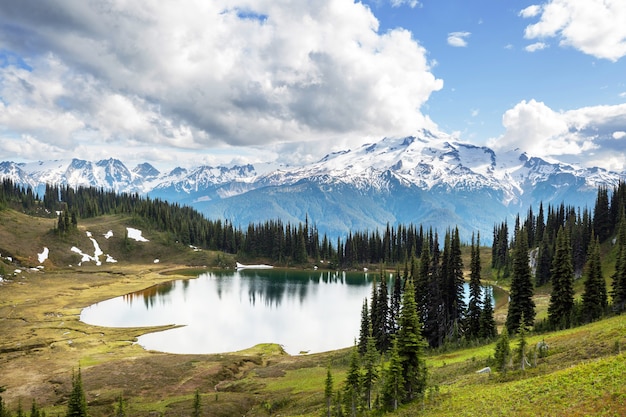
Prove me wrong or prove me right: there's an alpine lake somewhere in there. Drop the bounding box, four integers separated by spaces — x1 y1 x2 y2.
81 269 495 355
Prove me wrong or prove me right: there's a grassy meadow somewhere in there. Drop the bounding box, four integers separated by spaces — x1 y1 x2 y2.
1 209 626 416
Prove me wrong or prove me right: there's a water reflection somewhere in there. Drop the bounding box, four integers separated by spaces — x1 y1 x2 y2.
81 270 493 355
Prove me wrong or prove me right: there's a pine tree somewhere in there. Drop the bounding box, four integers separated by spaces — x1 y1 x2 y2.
381 338 405 412
66 367 88 417
535 234 553 286
357 299 369 355
506 230 536 333
582 235 607 322
612 219 626 312
493 327 511 373
114 395 126 417
479 287 497 340
466 233 482 339
343 345 361 417
396 279 428 402
192 389 201 417
517 316 529 371
324 366 333 417
548 227 575 329
30 400 40 417
373 267 390 352
361 328 379 411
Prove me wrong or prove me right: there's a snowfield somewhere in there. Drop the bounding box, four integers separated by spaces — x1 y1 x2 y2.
127 227 149 242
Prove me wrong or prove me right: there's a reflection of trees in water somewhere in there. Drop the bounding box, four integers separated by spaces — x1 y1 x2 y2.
123 281 175 309
238 270 374 307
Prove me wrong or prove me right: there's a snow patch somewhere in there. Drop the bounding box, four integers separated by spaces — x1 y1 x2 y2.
38 247 49 264
106 254 118 263
127 227 149 242
154 259 160 263
104 230 113 239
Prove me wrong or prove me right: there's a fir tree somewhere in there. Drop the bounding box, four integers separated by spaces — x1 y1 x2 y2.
535 234 553 286
493 327 511 373
381 338 405 412
361 327 379 411
30 400 40 417
548 227 575 329
357 299 369 355
114 395 126 417
192 390 201 417
517 316 529 371
324 366 333 417
582 235 607 322
466 232 482 339
344 345 361 417
66 367 88 417
506 230 535 333
479 287 497 340
612 219 626 312
397 279 428 402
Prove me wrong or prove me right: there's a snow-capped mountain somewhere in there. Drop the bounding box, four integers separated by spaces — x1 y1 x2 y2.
2 130 624 242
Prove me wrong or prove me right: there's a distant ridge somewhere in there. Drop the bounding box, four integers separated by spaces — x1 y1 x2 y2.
2 130 624 242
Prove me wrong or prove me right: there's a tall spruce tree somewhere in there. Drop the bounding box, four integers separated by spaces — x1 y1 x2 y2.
506 230 536 333
324 365 333 417
344 345 361 417
361 326 379 411
479 287 497 340
493 326 511 373
396 279 428 402
358 299 370 355
381 338 405 412
611 219 626 312
66 367 88 417
548 227 575 329
582 235 607 322
466 232 482 339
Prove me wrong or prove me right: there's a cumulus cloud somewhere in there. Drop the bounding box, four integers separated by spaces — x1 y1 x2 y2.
525 42 548 52
390 0 420 7
488 99 626 171
447 32 471 47
519 5 542 18
522 0 626 61
0 0 442 166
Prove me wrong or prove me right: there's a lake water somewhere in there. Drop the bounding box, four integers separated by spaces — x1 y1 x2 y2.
80 269 494 355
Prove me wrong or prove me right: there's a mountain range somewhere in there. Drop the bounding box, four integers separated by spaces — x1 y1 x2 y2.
2 129 624 243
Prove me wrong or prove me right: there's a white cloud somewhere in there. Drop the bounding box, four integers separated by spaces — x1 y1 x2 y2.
613 131 626 139
0 0 442 166
519 5 542 18
447 32 471 47
390 0 420 7
488 99 626 171
525 42 548 52
523 0 626 61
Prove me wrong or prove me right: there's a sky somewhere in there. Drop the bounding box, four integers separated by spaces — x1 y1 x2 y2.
0 0 625 172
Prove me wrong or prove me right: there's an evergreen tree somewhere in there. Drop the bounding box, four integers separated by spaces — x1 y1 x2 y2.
517 316 529 371
373 267 390 352
66 367 88 417
493 327 511 373
114 395 126 417
548 227 575 329
506 230 536 333
389 268 403 336
343 345 361 417
357 299 369 355
535 233 553 286
381 338 405 412
361 327 379 411
30 400 40 417
466 233 482 339
192 390 201 417
593 186 611 242
479 287 497 340
324 366 333 417
582 235 607 322
612 219 626 312
397 279 428 402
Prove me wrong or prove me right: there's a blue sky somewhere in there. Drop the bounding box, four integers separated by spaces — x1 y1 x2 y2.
1 0 625 171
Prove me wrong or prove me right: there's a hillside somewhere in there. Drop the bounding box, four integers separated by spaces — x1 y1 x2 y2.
1 208 626 416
